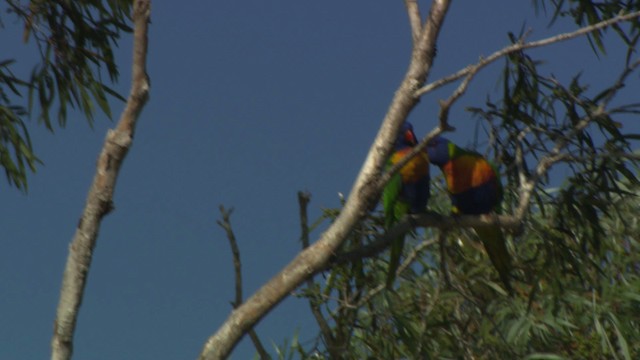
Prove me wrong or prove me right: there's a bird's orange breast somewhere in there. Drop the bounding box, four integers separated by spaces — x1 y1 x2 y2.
391 149 430 183
442 155 495 194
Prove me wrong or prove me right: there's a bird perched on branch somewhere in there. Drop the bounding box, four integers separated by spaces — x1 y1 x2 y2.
426 136 513 294
383 122 430 287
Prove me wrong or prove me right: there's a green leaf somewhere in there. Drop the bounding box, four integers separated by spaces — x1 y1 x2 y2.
524 354 566 360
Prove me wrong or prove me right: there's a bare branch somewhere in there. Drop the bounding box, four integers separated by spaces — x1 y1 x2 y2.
436 72 473 130
297 192 342 359
217 206 270 359
217 207 242 306
404 0 422 44
415 10 640 97
298 192 312 249
50 2 151 360
198 1 452 358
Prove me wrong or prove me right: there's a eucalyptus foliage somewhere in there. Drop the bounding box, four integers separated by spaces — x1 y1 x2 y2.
1 0 131 191
277 1 640 359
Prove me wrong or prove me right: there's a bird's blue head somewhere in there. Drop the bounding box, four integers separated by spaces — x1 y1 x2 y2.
426 135 451 166
395 122 418 149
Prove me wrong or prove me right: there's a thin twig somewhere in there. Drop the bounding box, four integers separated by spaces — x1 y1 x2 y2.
513 58 640 220
434 12 640 130
415 10 640 97
217 207 241 306
515 127 531 191
217 206 270 360
298 192 311 249
297 192 342 359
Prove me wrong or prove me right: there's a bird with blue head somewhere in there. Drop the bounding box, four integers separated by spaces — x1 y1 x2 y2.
427 135 513 294
383 121 430 287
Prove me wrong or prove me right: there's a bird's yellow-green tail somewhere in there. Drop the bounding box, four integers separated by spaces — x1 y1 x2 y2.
385 200 409 288
474 225 513 295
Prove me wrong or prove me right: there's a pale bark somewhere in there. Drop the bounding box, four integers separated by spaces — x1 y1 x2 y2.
196 5 640 360
50 2 151 360
198 1 452 359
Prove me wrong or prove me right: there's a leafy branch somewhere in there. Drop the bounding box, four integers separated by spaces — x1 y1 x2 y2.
51 2 150 359
198 1 453 358
199 2 640 359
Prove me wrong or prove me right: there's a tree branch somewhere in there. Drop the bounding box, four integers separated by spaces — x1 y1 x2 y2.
404 0 422 44
197 1 452 358
415 10 640 98
50 2 151 360
327 211 520 270
513 58 640 220
217 207 242 307
217 206 270 359
297 192 342 359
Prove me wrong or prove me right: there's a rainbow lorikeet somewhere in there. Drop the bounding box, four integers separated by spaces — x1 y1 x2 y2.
426 136 513 294
383 122 430 286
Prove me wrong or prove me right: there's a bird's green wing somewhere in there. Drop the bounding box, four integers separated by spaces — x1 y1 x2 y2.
383 171 408 288
383 171 402 227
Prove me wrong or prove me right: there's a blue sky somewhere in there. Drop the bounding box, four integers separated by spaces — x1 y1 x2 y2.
1 1 638 359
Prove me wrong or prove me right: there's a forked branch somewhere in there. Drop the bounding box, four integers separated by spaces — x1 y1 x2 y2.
217 206 269 359
198 1 452 358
